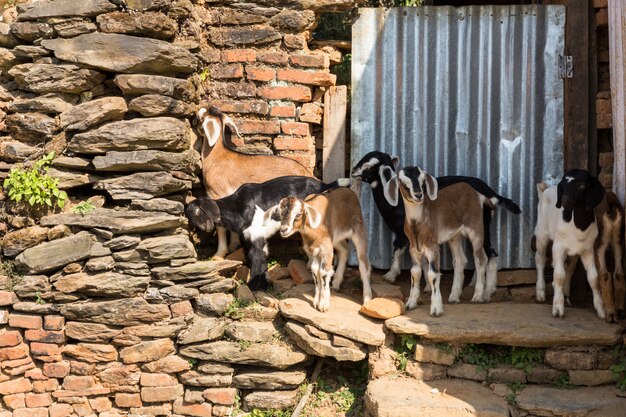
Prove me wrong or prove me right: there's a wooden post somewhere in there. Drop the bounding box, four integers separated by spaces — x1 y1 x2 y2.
608 0 626 204
322 85 347 182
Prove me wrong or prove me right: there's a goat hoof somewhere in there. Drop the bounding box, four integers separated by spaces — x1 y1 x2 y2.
430 307 444 317
211 255 225 261
471 296 485 304
447 297 461 304
331 285 341 292
552 306 564 318
536 291 545 303
383 273 397 283
405 301 418 310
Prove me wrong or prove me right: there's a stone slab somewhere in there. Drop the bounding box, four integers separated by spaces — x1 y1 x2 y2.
284 321 366 361
385 303 621 347
516 385 626 417
41 209 184 234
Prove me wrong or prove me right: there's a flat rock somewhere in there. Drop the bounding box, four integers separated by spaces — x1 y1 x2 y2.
10 21 54 42
195 293 234 316
17 0 117 20
12 275 50 298
53 272 149 297
63 343 117 363
224 321 279 343
371 282 404 300
0 141 38 162
92 150 199 173
41 33 199 75
8 93 76 114
384 303 621 347
12 301 58 314
114 74 194 100
2 225 49 257
54 20 97 38
279 287 385 346
67 117 191 154
285 321 366 361
59 297 171 326
130 198 185 215
47 167 100 189
178 370 232 388
51 156 91 171
12 44 54 59
360 298 405 320
119 338 174 364
151 260 241 281
365 377 509 417
41 208 184 234
15 231 96 274
179 340 309 370
243 389 299 411
516 385 626 417
177 317 225 345
97 11 177 40
232 369 306 390
135 234 196 263
103 235 140 250
207 26 281 47
497 269 536 287
128 94 193 117
142 355 191 374
59 96 127 131
5 112 58 142
65 322 121 342
159 285 199 302
9 63 105 94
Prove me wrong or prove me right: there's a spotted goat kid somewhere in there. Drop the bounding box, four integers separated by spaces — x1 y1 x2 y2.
263 188 372 312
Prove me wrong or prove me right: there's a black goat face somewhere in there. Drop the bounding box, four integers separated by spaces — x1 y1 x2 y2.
185 197 221 233
351 151 399 184
556 169 605 211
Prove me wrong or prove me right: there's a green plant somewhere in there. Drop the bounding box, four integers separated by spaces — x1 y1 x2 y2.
187 358 198 369
249 409 293 417
1 261 23 291
34 292 45 305
224 298 251 319
552 374 574 389
611 360 626 390
436 342 453 355
267 258 278 268
509 347 544 374
2 152 67 209
72 200 95 215
237 339 252 351
394 334 417 373
199 67 210 82
459 344 499 371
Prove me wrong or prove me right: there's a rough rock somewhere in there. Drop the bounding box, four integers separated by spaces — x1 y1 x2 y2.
177 317 225 345
11 301 58 314
59 96 127 131
371 282 404 299
47 167 100 189
128 94 192 117
179 341 308 369
65 322 121 342
9 63 105 94
103 235 141 250
114 74 194 100
0 21 18 48
41 209 184 234
12 275 50 298
2 225 49 257
414 343 455 366
120 338 175 364
287 259 313 284
67 117 191 154
123 323 185 339
17 0 117 20
0 141 38 162
142 355 191 374
224 321 278 343
11 21 54 42
232 369 306 390
151 260 241 281
15 231 96 274
85 256 115 272
54 20 97 38
124 0 170 11
159 285 199 303
384 303 621 347
5 112 58 142
135 234 196 263
243 389 299 411
130 198 185 215
285 321 366 361
195 293 234 316
279 289 385 346
92 150 199 174
360 298 405 319
199 278 238 293
41 33 199 74
97 12 177 40
12 45 49 60
178 370 232 388
0 47 16 70
8 94 76 114
208 26 281 47
53 272 149 297
447 363 488 381
64 343 118 363
365 377 510 417
59 297 171 326
269 9 316 32
51 155 91 171
516 385 626 417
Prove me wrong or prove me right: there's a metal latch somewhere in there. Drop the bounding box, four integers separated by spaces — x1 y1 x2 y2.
559 55 573 78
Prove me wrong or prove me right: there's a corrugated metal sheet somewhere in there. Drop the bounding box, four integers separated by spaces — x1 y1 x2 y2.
351 5 565 269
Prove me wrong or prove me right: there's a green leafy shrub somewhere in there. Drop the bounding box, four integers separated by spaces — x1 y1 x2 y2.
2 152 67 209
72 201 96 215
395 334 417 372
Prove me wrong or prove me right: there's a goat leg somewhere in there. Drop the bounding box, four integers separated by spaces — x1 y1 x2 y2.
406 247 423 310
580 249 605 320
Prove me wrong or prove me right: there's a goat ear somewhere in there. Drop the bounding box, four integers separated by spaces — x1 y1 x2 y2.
391 155 400 171
304 204 322 229
423 173 438 200
381 167 399 207
203 117 221 147
556 180 563 208
586 177 605 210
223 115 242 138
262 205 279 227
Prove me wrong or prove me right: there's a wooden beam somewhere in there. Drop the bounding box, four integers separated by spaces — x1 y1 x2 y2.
608 0 626 204
322 86 347 182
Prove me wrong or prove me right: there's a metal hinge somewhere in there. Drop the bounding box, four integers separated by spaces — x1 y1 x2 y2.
559 55 573 78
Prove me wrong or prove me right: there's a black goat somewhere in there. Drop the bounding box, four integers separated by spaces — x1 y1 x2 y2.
186 176 349 291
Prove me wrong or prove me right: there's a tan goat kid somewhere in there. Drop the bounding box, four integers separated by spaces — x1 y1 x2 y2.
264 188 373 312
197 107 312 258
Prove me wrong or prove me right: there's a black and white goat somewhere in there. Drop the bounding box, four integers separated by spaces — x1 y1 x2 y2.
533 169 624 321
185 176 349 291
264 188 372 312
382 166 495 315
352 151 521 302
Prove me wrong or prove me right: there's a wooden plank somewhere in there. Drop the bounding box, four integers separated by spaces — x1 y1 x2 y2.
323 85 347 182
608 0 626 204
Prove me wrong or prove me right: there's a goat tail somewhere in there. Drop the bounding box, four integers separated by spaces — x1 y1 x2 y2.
320 177 352 192
496 196 522 214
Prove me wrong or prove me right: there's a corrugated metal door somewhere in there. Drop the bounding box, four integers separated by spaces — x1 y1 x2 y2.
351 5 565 269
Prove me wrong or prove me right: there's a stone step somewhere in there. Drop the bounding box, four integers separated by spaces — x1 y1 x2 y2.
365 377 510 417
385 303 622 347
516 385 626 417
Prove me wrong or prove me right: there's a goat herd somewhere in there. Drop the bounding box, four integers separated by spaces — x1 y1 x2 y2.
186 107 625 323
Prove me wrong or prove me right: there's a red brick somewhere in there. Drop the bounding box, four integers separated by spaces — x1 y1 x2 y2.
14 408 48 417
43 315 64 330
212 99 269 115
33 378 59 393
258 85 311 102
115 392 142 408
596 98 611 114
281 121 310 136
0 343 29 361
211 81 257 98
3 393 25 410
202 387 237 405
170 300 193 317
43 361 70 378
173 399 212 417
30 342 61 357
235 119 281 135
222 49 256 62
289 53 329 68
9 314 42 329
141 385 181 402
257 50 288 65
140 372 178 387
0 330 23 347
25 329 65 343
270 104 296 118
596 8 608 26
277 68 336 86
49 403 73 417
211 63 244 79
62 375 96 390
25 392 51 408
0 377 32 395
246 65 276 82
52 387 111 398
0 290 17 306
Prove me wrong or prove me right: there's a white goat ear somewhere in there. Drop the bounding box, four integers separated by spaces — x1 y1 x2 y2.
381 167 399 206
423 172 438 200
262 205 279 227
223 115 242 138
304 204 322 229
391 155 400 171
203 118 221 147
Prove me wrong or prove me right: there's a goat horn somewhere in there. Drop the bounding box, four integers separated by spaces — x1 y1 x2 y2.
223 116 242 138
